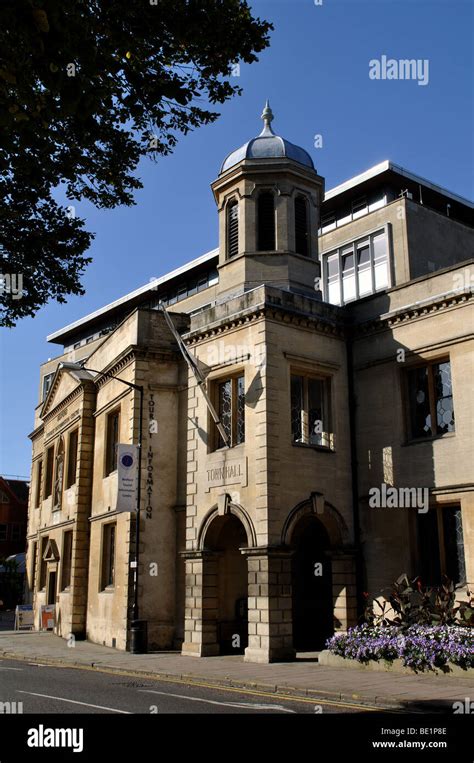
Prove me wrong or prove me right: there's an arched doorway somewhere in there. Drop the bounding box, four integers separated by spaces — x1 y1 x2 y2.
204 513 248 654
291 515 333 651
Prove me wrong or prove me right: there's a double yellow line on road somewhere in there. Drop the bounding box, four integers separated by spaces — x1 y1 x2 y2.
2 655 386 712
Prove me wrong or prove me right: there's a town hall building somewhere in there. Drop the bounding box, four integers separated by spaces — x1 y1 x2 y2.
25 104 473 662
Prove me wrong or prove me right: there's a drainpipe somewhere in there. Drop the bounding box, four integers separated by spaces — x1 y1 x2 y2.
345 323 364 622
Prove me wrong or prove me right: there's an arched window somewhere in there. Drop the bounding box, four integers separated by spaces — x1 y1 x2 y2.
227 199 239 258
294 195 309 256
257 192 275 251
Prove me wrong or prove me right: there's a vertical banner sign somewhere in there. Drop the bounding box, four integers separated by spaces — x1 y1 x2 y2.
116 444 139 512
145 393 155 520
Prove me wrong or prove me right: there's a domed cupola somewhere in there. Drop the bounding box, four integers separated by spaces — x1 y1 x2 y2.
211 102 325 300
220 102 314 174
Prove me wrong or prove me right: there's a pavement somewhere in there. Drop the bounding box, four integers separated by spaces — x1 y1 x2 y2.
1 629 473 713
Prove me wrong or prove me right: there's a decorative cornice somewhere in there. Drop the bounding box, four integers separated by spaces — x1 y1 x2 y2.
94 349 136 389
241 545 294 558
29 517 76 537
353 288 473 338
431 483 474 494
28 423 45 441
34 344 184 432
89 509 128 523
186 302 344 346
42 383 88 424
185 287 471 345
265 306 343 337
187 307 264 346
179 549 220 559
94 346 182 389
185 284 472 346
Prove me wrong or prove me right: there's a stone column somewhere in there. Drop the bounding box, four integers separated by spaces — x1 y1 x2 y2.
275 188 291 253
181 550 220 657
242 192 257 253
331 550 358 632
243 547 295 664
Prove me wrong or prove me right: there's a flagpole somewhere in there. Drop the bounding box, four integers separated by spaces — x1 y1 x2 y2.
159 303 231 448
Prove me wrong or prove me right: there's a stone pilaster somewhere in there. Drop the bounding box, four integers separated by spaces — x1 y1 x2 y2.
181 550 220 657
331 550 358 631
243 547 295 664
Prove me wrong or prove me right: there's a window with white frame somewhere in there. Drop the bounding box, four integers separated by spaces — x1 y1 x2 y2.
319 193 386 234
323 228 390 305
320 212 336 234
341 246 356 302
373 231 389 290
327 253 340 305
357 240 371 297
352 196 367 219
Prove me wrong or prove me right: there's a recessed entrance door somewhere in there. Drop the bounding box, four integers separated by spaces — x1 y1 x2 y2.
291 516 333 651
204 513 248 655
47 570 57 606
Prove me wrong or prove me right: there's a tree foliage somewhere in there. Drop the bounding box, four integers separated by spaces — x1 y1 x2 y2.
0 0 272 325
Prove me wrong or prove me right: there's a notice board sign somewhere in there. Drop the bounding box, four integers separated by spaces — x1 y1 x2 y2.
15 604 34 630
40 604 55 630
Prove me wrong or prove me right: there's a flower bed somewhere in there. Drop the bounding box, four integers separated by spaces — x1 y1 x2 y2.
326 624 474 673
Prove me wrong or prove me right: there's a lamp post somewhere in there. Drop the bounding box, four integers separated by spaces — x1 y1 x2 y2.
59 362 147 653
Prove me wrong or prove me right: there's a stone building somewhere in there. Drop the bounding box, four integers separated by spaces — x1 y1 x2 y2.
25 104 473 661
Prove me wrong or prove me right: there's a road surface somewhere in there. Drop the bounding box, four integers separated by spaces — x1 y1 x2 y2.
0 657 367 714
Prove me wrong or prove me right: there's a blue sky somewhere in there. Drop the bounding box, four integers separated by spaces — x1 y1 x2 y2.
1 0 473 478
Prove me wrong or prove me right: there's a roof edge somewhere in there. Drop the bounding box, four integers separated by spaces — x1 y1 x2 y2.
47 247 219 344
324 159 473 208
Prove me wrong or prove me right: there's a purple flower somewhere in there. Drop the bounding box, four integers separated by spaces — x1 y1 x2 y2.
326 624 473 672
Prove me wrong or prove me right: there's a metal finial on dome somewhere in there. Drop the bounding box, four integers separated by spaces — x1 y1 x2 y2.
260 100 274 135
220 99 314 173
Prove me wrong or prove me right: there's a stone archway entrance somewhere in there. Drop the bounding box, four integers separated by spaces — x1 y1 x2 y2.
282 496 357 655
205 514 248 654
181 504 254 658
291 515 333 650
